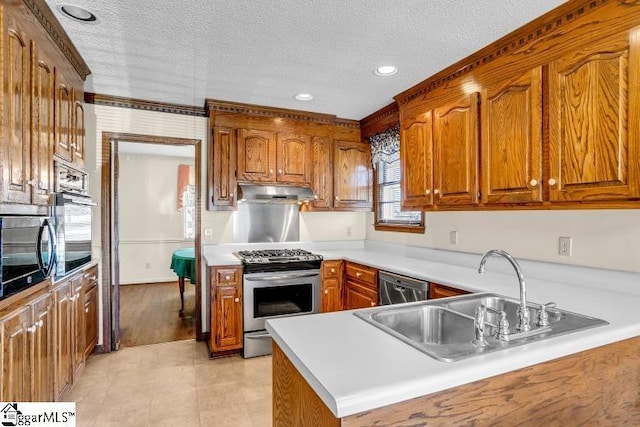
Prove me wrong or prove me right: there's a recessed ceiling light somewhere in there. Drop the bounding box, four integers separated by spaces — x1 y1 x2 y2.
58 5 98 23
375 66 398 77
294 93 313 101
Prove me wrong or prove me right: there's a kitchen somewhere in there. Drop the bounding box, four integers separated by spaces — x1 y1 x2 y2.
1 0 640 426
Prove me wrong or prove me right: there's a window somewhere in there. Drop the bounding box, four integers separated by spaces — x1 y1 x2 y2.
183 185 195 239
370 126 424 233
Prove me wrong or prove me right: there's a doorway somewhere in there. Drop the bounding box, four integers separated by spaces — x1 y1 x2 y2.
100 132 203 351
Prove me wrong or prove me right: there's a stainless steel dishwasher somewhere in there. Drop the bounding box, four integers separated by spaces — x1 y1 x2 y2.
379 271 430 305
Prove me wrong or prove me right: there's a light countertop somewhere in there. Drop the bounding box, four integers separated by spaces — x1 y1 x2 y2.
259 245 640 418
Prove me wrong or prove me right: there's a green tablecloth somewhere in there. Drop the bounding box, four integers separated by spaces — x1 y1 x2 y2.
170 247 196 284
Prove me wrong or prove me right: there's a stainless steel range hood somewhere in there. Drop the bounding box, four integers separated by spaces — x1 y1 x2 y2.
237 183 315 204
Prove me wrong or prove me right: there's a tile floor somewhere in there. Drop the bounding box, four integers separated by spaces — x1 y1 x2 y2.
64 340 272 427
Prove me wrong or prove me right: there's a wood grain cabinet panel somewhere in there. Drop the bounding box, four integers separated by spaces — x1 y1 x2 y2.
29 293 54 402
0 306 30 401
70 278 85 379
72 100 85 170
433 93 480 206
344 262 378 309
481 67 543 204
237 129 276 182
310 136 333 210
429 283 470 300
2 15 31 204
276 133 312 184
83 268 99 360
321 261 343 313
54 71 73 162
333 141 373 210
400 110 433 209
53 280 72 399
209 126 236 210
548 33 640 202
210 266 243 353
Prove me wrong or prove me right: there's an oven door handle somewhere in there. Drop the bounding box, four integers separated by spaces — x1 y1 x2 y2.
36 219 56 277
245 273 319 282
60 193 97 206
245 332 271 339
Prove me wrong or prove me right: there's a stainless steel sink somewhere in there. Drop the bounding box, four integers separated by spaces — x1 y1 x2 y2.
354 292 608 362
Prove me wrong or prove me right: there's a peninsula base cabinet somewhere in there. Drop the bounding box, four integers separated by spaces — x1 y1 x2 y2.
209 266 243 355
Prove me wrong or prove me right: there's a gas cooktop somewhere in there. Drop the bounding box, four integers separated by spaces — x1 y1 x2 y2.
235 249 323 264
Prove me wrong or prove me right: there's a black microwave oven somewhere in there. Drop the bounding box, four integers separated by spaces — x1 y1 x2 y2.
0 216 56 300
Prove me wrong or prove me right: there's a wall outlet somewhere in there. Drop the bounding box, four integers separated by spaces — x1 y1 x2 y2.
346 226 352 237
559 236 572 256
450 230 458 245
145 262 151 269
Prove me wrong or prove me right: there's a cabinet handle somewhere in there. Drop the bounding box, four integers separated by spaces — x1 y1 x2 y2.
335 196 340 201
314 195 319 200
548 178 557 186
425 189 431 195
324 289 328 294
433 189 440 195
234 298 240 303
85 308 89 313
225 275 230 280
27 179 36 186
28 325 36 333
356 272 362 277
269 169 274 174
370 302 376 307
278 169 283 175
530 179 538 187
38 320 43 328
330 268 335 273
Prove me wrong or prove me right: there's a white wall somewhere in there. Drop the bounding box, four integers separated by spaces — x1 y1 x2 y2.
118 152 194 284
366 210 640 273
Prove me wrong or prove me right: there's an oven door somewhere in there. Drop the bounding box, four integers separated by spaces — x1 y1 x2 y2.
243 269 321 332
54 193 93 277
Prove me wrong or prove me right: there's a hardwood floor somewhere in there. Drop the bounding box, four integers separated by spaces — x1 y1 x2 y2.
120 281 196 348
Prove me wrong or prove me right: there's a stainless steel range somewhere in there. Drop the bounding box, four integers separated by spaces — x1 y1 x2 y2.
236 249 322 358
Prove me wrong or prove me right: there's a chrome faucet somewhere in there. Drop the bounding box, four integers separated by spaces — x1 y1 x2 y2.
478 249 530 332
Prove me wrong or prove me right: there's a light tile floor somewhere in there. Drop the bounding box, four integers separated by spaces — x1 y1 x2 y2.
64 340 272 427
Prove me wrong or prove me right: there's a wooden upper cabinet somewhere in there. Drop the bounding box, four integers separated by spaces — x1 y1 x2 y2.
237 129 276 182
310 136 333 210
31 44 55 206
276 133 311 184
481 67 543 204
72 100 86 170
433 93 480 206
333 141 372 210
400 110 433 209
2 16 31 204
548 32 640 202
209 126 237 210
54 70 73 162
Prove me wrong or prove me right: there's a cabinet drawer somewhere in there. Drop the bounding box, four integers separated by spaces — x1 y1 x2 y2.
429 283 470 299
345 262 377 288
322 261 343 279
215 268 241 286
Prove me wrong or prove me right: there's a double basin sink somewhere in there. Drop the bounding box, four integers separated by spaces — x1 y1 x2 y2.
354 292 608 362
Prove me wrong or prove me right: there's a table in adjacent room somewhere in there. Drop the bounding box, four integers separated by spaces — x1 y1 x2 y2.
170 247 196 314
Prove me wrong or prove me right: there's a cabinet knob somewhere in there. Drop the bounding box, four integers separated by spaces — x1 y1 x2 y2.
335 196 340 201
314 195 319 200
425 189 431 195
278 169 283 175
330 268 335 273
27 179 36 186
548 178 557 186
85 308 89 313
269 169 274 174
530 179 538 187
370 302 376 307
225 275 230 280
356 272 362 277
324 289 328 294
433 189 440 195
234 298 239 303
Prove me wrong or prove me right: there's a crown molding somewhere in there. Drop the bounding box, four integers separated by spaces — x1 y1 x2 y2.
205 99 343 125
23 0 91 80
85 93 207 117
395 0 609 104
360 102 399 138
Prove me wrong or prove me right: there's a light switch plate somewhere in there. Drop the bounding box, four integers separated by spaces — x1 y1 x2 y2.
450 231 458 245
559 236 572 256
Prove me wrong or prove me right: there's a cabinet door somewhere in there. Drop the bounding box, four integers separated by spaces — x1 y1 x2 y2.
311 136 333 210
481 67 543 204
429 283 470 300
276 133 312 184
54 281 72 398
321 278 342 313
31 43 55 206
401 111 433 209
54 70 73 162
215 285 243 350
71 279 85 377
2 16 31 204
344 280 377 309
333 141 373 210
209 126 236 210
237 129 276 182
0 306 30 402
83 285 98 360
548 33 640 201
30 293 54 402
72 99 86 169
433 93 480 206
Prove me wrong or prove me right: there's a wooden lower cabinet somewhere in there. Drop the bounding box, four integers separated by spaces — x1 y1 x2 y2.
344 262 378 309
30 293 55 402
53 278 72 398
321 261 343 313
71 277 85 378
0 305 31 401
429 283 470 300
209 266 243 353
83 282 99 360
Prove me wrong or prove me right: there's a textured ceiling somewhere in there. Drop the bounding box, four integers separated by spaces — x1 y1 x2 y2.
45 0 566 119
